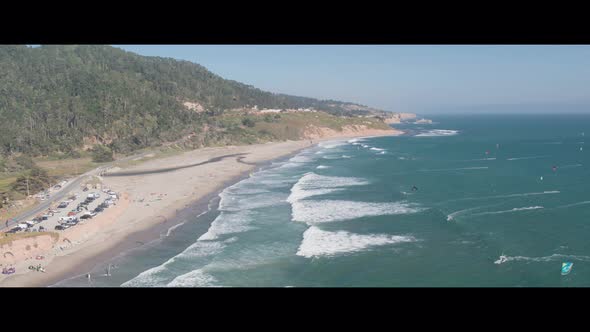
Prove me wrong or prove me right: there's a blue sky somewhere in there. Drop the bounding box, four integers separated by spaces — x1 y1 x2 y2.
115 45 590 113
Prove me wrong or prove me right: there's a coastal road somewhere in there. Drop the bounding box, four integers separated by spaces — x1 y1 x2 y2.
3 151 250 230
3 166 107 230
2 151 153 231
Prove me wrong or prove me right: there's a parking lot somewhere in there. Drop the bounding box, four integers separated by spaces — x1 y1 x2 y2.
5 186 119 235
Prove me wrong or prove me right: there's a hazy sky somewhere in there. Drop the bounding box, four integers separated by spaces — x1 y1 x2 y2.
116 45 590 113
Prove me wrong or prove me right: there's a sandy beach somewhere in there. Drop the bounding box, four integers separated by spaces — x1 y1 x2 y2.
0 127 401 287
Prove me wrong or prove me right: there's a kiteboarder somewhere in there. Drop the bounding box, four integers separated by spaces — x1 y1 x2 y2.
552 165 558 172
411 185 418 192
495 254 508 264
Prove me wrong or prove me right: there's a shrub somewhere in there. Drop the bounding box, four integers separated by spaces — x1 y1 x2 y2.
242 118 256 128
91 145 114 162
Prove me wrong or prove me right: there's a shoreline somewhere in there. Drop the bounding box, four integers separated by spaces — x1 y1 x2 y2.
1 129 400 287
51 150 301 287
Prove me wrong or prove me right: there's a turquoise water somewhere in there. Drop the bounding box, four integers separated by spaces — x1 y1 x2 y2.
57 114 590 287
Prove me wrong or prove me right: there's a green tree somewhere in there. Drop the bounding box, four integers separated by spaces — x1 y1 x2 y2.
12 166 51 196
91 145 114 162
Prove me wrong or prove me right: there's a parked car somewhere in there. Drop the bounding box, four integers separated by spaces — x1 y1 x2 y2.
6 227 20 234
93 207 104 213
57 202 68 209
16 223 29 230
87 193 101 199
80 212 96 219
65 218 79 225
55 224 70 230
83 187 89 192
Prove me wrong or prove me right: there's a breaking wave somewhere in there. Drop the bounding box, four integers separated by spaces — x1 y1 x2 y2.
296 226 417 258
415 129 459 137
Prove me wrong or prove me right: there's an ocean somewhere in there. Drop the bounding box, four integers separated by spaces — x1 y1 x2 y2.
55 114 590 287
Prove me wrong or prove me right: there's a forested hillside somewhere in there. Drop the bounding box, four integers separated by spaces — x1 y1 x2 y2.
0 45 383 157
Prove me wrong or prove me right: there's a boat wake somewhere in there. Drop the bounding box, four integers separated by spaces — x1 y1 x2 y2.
418 167 488 172
471 206 544 217
494 253 590 265
446 190 560 203
506 155 549 161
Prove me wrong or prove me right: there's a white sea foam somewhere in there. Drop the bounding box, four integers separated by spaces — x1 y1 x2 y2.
318 141 347 149
292 200 424 224
289 155 314 163
219 190 286 211
198 211 256 241
287 172 368 204
378 151 386 154
296 226 416 258
316 165 331 169
348 138 365 143
494 253 590 265
167 269 218 287
370 147 385 151
415 129 459 137
471 206 544 217
230 188 272 195
506 155 549 161
121 240 227 287
342 155 352 158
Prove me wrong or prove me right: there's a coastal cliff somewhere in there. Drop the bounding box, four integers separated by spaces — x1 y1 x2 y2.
383 112 418 124
302 124 402 139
